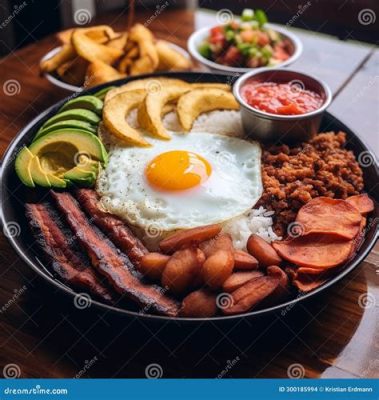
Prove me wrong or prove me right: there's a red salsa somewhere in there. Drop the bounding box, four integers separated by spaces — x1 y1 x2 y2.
241 81 323 115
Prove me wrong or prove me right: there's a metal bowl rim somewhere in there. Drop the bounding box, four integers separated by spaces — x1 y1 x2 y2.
233 68 333 120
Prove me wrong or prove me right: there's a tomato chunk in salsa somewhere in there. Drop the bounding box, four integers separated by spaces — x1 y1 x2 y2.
241 81 323 115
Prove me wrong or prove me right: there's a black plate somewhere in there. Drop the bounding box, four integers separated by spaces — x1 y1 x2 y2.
0 72 378 323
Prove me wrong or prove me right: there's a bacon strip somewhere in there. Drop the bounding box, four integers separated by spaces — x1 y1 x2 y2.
26 203 114 303
51 191 179 316
75 189 147 264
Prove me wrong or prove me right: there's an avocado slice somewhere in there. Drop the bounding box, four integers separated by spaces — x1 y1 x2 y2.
29 129 108 166
64 167 97 181
29 156 51 187
46 173 68 188
15 147 35 187
94 86 116 100
42 109 101 128
70 177 97 188
59 96 104 116
34 120 97 141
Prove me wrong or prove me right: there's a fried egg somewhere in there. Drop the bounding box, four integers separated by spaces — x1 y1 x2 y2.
97 132 262 239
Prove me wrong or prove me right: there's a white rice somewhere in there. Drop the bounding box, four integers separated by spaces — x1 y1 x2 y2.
97 109 281 248
223 207 281 250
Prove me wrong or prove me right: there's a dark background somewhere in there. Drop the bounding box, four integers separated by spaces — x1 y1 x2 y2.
0 0 378 56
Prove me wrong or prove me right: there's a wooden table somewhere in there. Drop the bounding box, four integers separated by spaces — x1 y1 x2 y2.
0 8 378 379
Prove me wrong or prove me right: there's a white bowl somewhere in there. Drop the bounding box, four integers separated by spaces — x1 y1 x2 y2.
188 23 302 74
41 42 192 93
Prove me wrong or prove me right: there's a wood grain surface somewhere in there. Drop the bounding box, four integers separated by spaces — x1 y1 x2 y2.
0 8 378 379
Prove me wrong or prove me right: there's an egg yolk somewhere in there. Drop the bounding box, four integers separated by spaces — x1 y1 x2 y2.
145 150 212 191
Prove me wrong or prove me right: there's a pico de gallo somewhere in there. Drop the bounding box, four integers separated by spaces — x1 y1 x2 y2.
198 9 292 68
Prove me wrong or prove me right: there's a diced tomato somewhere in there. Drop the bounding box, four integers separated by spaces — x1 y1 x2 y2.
222 46 242 66
210 26 224 36
273 44 290 61
257 32 270 46
209 26 226 46
277 103 302 115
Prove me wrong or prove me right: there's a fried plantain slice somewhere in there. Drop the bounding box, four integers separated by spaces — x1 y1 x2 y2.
103 89 150 146
104 77 189 102
137 86 190 139
40 44 76 73
177 88 239 131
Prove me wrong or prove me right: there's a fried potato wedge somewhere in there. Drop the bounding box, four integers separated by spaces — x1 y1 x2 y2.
84 60 125 88
56 57 89 86
56 28 73 44
72 30 123 65
129 24 159 75
138 86 190 139
117 45 139 74
104 77 189 101
57 26 117 45
177 88 239 131
156 40 192 71
106 32 128 50
40 44 76 73
103 89 150 146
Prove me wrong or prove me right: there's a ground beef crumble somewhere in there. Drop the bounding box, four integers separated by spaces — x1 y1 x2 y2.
257 131 364 236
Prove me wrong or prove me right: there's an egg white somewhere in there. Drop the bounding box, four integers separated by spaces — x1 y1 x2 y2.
97 131 262 240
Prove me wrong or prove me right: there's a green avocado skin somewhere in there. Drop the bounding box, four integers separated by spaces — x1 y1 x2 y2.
59 95 104 116
41 109 101 128
34 120 97 141
15 147 35 187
